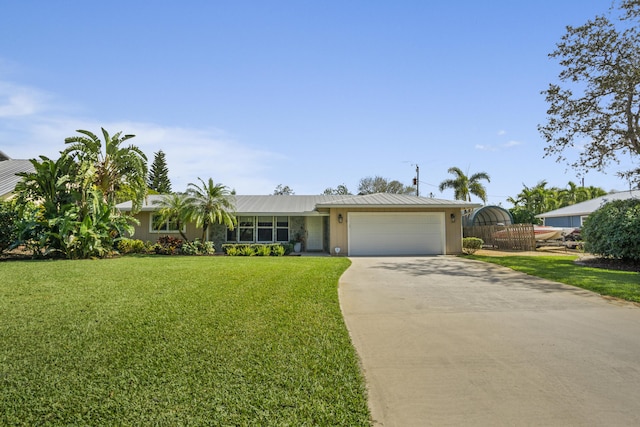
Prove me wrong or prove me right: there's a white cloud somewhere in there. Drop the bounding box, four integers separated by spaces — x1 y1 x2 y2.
503 140 521 148
0 71 289 194
475 140 522 152
475 144 497 151
497 130 506 136
122 122 286 193
2 115 287 194
0 81 50 117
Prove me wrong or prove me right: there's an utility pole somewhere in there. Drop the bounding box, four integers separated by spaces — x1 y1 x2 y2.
413 164 419 197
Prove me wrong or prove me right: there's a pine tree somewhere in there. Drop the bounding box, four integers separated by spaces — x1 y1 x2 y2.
148 150 172 193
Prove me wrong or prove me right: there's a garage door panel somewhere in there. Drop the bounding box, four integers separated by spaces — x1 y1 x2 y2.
348 212 444 256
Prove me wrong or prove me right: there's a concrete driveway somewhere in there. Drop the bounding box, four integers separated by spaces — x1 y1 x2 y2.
339 256 640 427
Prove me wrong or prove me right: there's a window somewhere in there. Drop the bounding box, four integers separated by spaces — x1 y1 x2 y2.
226 227 237 242
150 213 184 233
238 216 255 242
225 216 290 243
276 216 289 242
257 216 273 241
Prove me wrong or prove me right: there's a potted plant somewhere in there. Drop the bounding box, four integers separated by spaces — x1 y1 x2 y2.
291 231 305 253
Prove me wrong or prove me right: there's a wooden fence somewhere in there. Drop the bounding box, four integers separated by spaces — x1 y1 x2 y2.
463 224 536 251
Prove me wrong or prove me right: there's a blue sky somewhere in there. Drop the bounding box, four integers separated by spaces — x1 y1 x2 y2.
1 1 637 206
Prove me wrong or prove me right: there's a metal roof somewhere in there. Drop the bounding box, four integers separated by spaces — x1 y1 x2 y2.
536 190 640 218
316 193 482 208
0 159 34 199
117 193 481 213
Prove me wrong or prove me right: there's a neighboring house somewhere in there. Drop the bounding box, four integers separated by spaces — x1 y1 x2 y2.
0 152 35 200
536 189 640 228
117 193 481 256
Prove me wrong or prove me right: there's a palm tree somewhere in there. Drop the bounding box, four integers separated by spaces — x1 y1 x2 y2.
63 128 148 212
152 193 192 241
186 178 236 242
438 167 491 203
583 185 608 202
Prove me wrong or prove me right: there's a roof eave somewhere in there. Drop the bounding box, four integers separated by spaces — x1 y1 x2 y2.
315 203 482 209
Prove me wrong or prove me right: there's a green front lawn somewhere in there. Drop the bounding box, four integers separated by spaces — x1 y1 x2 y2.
0 257 370 426
468 255 640 303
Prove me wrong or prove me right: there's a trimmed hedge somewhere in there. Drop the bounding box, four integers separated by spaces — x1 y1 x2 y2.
221 243 291 256
462 237 483 255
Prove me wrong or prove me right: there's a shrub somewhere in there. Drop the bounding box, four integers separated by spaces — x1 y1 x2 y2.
181 240 216 256
155 235 184 255
180 240 199 255
582 199 640 261
116 238 147 254
221 243 287 256
240 245 256 256
255 245 271 256
201 241 215 255
225 246 240 256
281 243 294 255
0 201 18 254
462 237 483 255
271 244 286 256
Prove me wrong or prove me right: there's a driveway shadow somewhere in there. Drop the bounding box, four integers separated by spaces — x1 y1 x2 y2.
370 256 598 299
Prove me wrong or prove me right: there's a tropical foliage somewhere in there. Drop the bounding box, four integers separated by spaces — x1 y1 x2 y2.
0 200 18 254
152 193 192 240
11 130 144 259
507 180 607 224
63 128 148 212
539 0 640 185
186 177 236 242
582 199 640 261
438 167 490 203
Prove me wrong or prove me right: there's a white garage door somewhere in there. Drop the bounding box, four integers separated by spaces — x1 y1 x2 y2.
348 212 445 256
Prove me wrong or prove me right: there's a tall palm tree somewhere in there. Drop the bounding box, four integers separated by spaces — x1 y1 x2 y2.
63 128 148 212
438 167 491 203
186 178 236 242
152 193 192 241
558 181 582 206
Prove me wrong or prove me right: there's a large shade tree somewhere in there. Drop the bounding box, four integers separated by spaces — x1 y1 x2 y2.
539 0 640 186
186 178 236 242
438 167 490 203
63 128 148 212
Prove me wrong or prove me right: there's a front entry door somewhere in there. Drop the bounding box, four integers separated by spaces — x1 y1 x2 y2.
305 217 323 251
